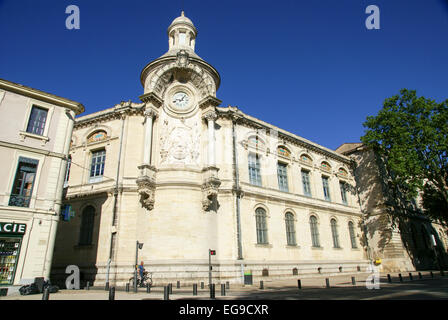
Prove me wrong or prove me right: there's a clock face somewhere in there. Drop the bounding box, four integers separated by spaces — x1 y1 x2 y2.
172 91 190 109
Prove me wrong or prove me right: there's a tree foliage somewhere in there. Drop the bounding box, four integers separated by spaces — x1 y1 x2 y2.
361 89 448 226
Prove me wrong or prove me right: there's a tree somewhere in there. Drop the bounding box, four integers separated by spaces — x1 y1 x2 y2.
361 89 448 226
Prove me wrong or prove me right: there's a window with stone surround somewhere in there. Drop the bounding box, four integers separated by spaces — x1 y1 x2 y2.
248 153 262 186
285 212 296 246
26 105 48 136
309 215 320 247
301 170 312 197
277 162 289 192
79 205 95 246
349 221 358 249
331 218 340 248
255 207 268 244
89 149 106 183
8 157 38 208
322 176 331 201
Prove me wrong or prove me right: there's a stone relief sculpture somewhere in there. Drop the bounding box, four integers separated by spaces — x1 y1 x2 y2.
159 116 200 166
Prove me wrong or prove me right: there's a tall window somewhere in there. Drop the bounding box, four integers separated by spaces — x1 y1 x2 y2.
285 212 296 245
322 176 331 201
248 153 262 186
348 221 358 249
331 219 340 248
301 170 312 197
309 215 320 247
9 157 38 208
340 181 348 205
277 162 289 192
26 106 48 136
90 149 106 183
79 206 95 245
255 208 268 244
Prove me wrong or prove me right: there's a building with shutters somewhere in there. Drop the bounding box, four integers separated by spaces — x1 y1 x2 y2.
0 78 84 288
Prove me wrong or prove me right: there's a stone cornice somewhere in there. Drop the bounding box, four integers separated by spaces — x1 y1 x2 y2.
216 107 352 165
0 78 85 115
74 103 145 129
140 54 221 91
139 92 163 107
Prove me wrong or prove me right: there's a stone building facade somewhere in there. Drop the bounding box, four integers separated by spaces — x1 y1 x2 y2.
0 78 84 288
51 12 370 286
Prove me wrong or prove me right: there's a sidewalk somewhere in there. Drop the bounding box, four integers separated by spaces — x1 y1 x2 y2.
0 271 445 300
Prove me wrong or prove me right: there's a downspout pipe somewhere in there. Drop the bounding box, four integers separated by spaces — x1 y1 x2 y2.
232 115 243 261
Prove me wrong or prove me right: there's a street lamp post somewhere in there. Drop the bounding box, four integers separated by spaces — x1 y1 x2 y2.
134 241 144 293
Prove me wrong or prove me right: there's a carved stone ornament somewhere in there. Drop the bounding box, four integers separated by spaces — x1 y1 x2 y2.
176 50 189 68
201 176 221 211
136 176 156 211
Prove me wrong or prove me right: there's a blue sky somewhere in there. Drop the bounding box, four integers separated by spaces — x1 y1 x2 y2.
1 0 447 150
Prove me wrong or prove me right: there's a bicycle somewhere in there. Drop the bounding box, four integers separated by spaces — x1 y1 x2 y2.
129 271 153 288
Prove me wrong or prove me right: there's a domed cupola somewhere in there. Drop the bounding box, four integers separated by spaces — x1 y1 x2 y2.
140 11 221 99
167 11 198 52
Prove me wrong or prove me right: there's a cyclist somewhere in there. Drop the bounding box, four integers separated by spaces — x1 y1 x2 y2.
137 261 145 285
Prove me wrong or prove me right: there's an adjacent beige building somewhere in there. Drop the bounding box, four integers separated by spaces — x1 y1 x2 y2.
336 143 448 272
50 12 371 287
0 79 84 288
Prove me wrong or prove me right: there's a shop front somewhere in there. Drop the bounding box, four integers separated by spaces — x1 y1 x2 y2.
0 222 26 286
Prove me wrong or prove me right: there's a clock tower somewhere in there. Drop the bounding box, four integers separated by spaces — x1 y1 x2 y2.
136 12 223 261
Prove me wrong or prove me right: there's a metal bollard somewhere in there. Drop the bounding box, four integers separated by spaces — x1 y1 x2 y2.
409 273 413 281
210 283 215 299
105 281 109 291
193 283 198 296
177 281 180 289
42 287 50 300
398 274 403 282
126 283 130 292
109 287 115 301
164 286 169 300
297 279 302 290
146 283 151 293
325 278 330 288
418 272 422 279
260 280 264 289
86 281 90 290
351 277 356 286
430 271 434 278
387 274 392 283
169 283 173 294
221 283 226 296
226 281 230 290
201 282 204 289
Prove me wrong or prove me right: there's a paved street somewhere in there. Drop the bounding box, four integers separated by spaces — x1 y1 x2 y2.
1 271 447 300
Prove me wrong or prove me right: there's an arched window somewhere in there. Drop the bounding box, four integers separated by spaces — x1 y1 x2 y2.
309 216 320 247
321 161 331 172
255 208 268 244
300 154 312 164
421 226 430 249
410 224 418 249
348 221 358 249
277 146 291 158
79 205 95 245
285 212 296 246
331 219 340 248
87 130 108 143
